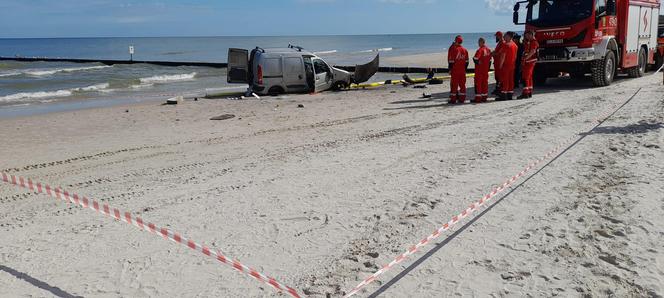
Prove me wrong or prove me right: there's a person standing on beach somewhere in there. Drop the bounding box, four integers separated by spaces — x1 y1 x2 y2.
513 33 524 88
492 31 505 96
473 38 492 103
448 35 469 104
496 32 518 101
518 31 540 99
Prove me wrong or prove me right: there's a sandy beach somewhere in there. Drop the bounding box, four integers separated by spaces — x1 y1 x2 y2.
1 71 663 298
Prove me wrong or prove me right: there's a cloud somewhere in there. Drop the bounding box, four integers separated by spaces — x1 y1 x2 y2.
485 0 516 14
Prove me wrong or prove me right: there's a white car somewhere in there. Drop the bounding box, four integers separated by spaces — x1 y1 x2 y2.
227 45 379 95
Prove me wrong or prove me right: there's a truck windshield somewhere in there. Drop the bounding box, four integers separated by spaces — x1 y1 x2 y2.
528 0 594 27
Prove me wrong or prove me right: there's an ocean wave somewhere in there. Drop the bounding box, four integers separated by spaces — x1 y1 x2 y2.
139 72 197 84
73 83 110 92
0 71 22 77
130 83 155 89
0 90 73 102
358 47 393 53
25 65 112 77
0 82 110 102
314 50 338 55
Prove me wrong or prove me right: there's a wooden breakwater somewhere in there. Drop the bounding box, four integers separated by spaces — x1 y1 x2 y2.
0 56 228 68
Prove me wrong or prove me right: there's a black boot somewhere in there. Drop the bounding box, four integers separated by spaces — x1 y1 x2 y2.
507 93 513 100
495 93 506 101
517 93 528 100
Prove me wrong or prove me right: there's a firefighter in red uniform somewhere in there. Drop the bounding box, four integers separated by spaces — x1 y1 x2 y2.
473 37 492 103
448 35 470 104
492 31 504 96
497 32 518 101
518 31 539 99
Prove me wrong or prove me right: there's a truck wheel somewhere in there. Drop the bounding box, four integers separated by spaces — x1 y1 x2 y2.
653 52 663 71
592 51 616 87
628 48 647 78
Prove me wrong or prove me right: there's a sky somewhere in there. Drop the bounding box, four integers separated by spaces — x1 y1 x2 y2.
0 0 520 38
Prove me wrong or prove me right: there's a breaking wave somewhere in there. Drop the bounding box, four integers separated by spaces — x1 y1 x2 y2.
0 83 110 102
139 72 197 84
24 65 112 77
73 83 110 92
0 71 22 77
314 50 338 55
358 47 393 53
0 90 73 102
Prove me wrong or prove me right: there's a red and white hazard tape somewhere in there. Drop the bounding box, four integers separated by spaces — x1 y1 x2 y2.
0 173 301 298
344 89 640 297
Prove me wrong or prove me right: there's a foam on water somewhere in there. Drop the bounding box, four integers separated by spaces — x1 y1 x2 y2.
24 65 112 77
358 47 393 53
314 50 338 55
73 83 110 92
0 90 73 102
0 82 110 102
139 72 197 84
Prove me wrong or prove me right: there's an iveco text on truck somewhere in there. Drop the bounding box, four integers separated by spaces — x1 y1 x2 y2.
513 0 662 86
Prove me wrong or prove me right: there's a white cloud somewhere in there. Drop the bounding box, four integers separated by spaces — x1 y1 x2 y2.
485 0 516 14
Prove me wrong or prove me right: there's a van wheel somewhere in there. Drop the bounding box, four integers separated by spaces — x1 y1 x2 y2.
332 81 348 91
268 86 285 96
592 50 616 87
628 48 647 78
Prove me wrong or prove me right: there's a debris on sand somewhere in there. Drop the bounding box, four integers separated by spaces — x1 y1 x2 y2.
210 114 236 121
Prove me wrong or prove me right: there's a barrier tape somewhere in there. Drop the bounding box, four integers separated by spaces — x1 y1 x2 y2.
0 173 301 298
343 88 642 297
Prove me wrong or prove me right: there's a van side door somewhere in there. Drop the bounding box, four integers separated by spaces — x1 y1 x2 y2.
283 57 308 92
313 58 333 92
227 48 249 84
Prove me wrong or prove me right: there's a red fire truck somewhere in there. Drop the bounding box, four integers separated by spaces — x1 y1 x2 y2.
513 0 662 86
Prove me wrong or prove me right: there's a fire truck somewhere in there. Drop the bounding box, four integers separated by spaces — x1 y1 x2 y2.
513 0 662 86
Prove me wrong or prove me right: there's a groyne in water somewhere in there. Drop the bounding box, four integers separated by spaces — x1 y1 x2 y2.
0 56 461 73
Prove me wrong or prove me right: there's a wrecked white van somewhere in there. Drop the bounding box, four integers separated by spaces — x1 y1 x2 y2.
227 45 379 95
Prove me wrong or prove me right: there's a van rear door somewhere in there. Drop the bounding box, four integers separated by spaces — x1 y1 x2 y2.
227 48 249 84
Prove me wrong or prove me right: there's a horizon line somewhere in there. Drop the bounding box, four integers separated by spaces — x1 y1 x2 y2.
0 31 503 40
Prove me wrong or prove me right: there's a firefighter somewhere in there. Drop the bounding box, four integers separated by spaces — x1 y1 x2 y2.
448 35 469 104
491 31 505 96
519 31 539 99
473 37 492 103
496 31 518 101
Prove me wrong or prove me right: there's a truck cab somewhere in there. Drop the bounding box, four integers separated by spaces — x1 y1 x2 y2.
513 0 661 86
227 46 379 96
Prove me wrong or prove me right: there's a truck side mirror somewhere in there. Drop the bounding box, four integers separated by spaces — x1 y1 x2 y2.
513 12 520 24
513 2 526 25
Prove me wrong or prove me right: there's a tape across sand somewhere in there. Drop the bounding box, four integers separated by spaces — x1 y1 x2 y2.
1 72 663 297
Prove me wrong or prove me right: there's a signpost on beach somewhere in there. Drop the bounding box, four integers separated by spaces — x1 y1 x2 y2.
129 46 135 61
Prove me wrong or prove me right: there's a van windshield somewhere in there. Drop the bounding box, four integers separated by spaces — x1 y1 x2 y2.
528 0 594 27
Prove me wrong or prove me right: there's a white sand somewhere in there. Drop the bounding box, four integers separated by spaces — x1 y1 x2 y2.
1 73 663 297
